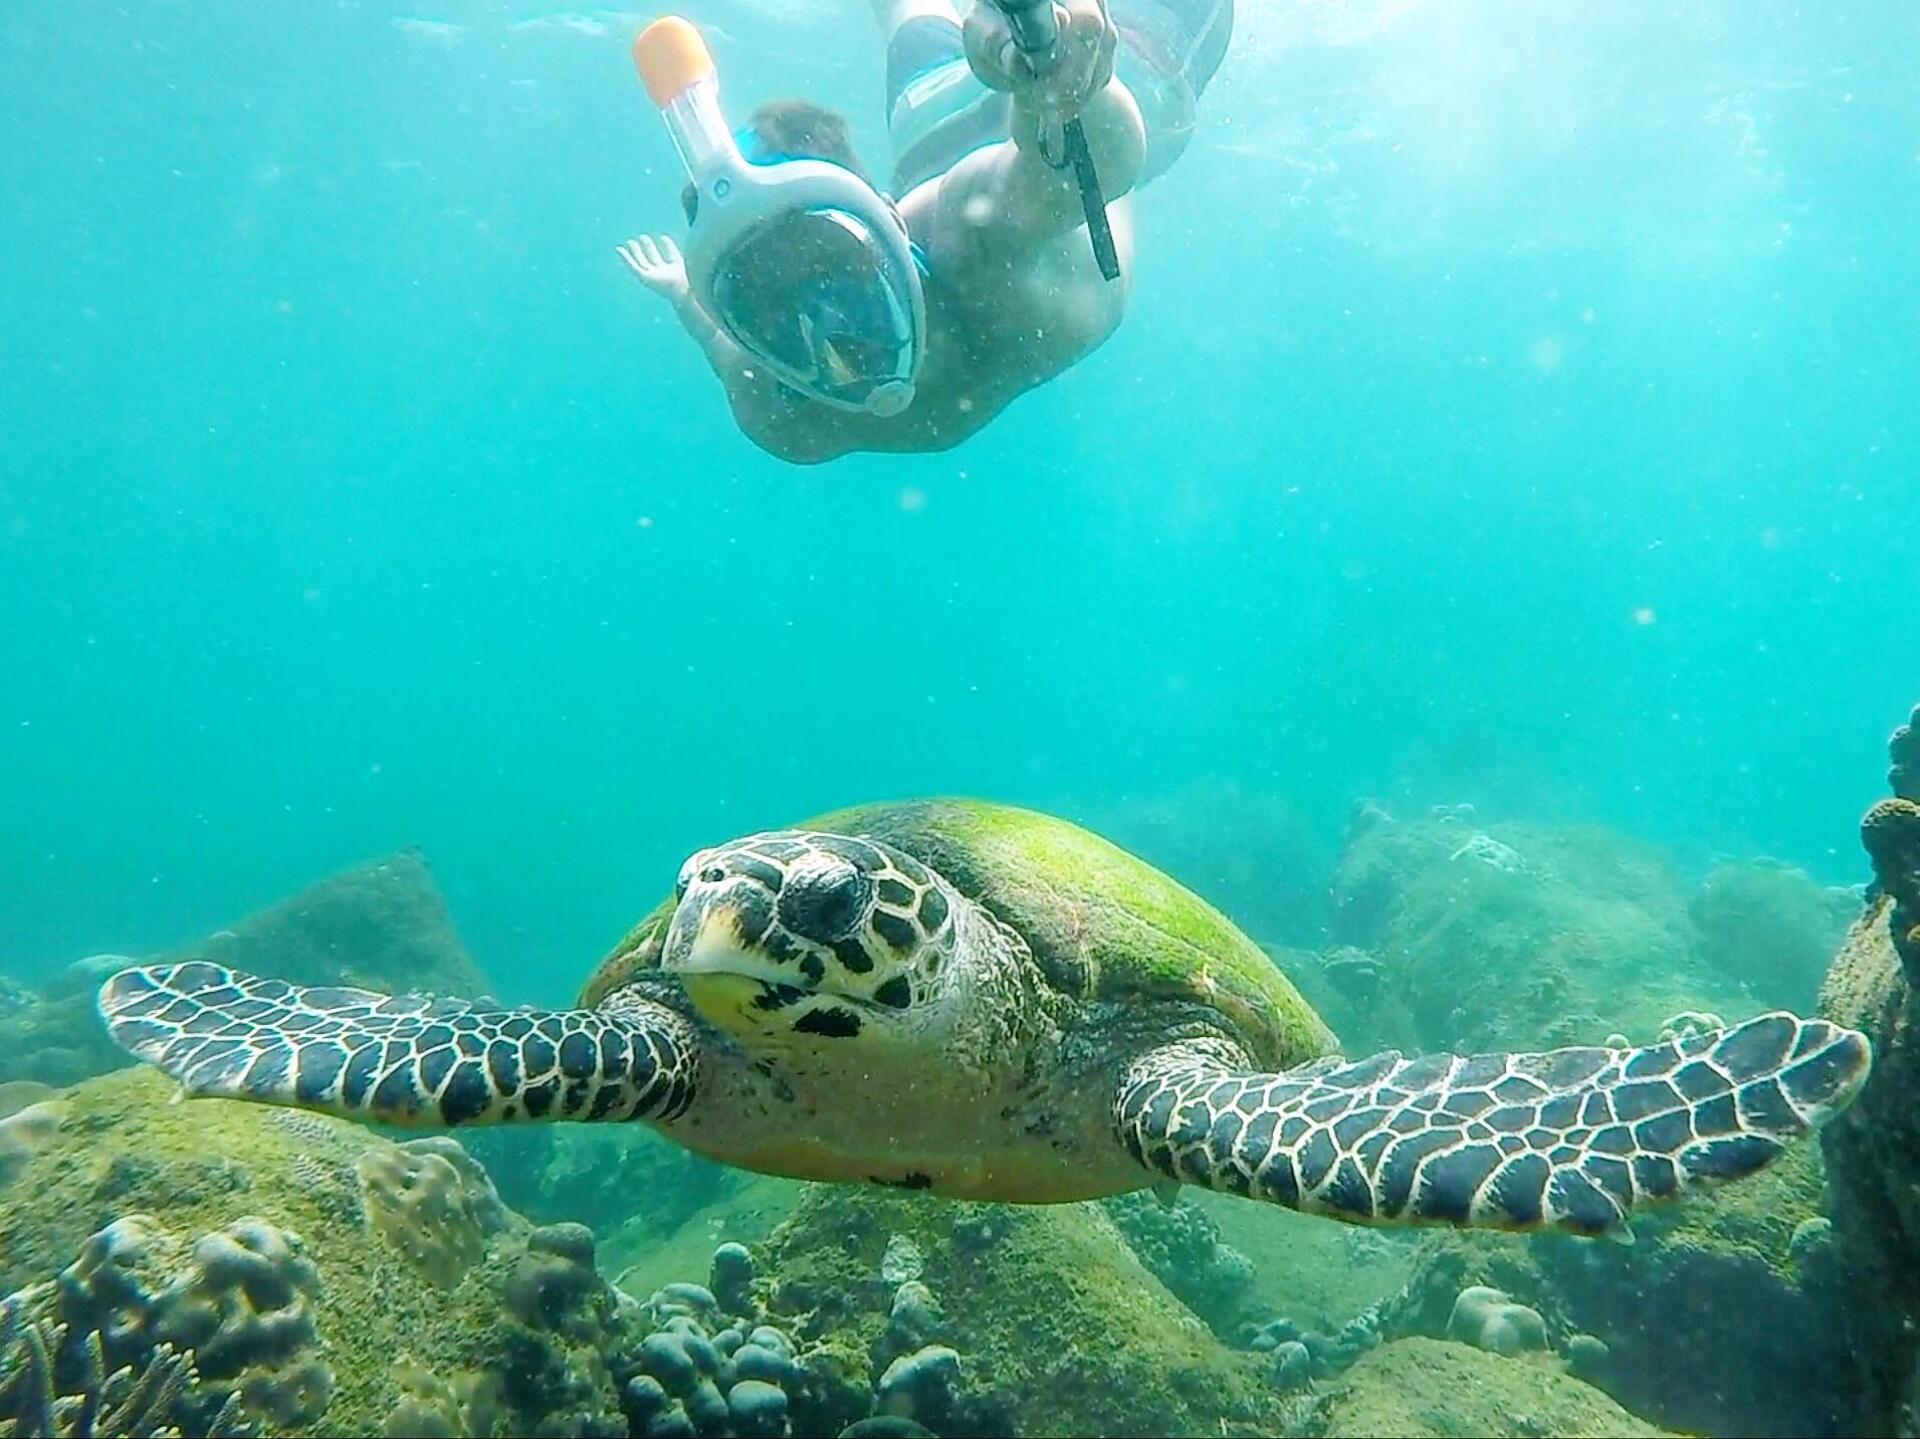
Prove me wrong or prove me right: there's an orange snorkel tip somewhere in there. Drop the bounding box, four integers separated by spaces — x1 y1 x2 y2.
634 16 716 107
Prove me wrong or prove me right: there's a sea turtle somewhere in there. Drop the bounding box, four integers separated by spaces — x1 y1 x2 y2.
97 800 1871 1233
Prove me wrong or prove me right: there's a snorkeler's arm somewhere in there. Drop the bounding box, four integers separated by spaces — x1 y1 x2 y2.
618 234 758 378
672 289 758 379
927 0 1145 260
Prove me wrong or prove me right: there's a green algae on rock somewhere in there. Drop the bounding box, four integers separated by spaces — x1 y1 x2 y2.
1322 1336 1669 1439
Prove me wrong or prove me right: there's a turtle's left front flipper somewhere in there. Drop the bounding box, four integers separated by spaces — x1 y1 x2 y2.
1115 1012 1870 1235
98 961 700 1128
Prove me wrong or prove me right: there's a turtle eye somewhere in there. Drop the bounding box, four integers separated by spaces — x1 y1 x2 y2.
778 858 873 943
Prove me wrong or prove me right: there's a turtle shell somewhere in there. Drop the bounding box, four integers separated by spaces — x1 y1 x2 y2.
580 798 1334 1071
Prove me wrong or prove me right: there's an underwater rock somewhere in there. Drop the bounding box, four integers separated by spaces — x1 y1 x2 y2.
878 1233 924 1288
172 848 488 1000
1563 1333 1610 1384
874 1345 961 1430
1102 1190 1261 1339
1322 1336 1669 1438
710 1242 757 1317
1383 1135 1858 1438
1654 1009 1725 1042
0 1065 644 1436
1326 804 1760 1054
756 1182 1288 1438
877 1281 942 1370
0 849 487 1095
0 975 126 1091
1445 1286 1548 1358
1691 859 1858 1011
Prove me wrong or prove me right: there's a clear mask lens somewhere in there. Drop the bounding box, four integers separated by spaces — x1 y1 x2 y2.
709 207 917 409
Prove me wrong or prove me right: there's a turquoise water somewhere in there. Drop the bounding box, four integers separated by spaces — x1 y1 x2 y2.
3 0 1915 1004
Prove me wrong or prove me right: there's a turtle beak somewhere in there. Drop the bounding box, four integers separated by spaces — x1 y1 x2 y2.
677 906 777 981
672 907 793 1034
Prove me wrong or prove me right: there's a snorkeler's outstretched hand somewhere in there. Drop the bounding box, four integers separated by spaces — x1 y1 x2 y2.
964 0 1115 115
616 234 689 303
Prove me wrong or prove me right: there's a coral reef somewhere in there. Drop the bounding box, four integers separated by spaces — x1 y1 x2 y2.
1088 782 1332 949
1821 709 1920 1433
753 1182 1288 1437
0 1290 252 1439
0 1065 646 1437
466 1123 749 1245
0 968 127 1091
1890 702 1920 803
0 1099 65 1192
1862 798 1920 976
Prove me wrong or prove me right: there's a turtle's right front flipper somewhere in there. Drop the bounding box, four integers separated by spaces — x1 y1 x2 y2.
1117 1011 1870 1235
98 961 699 1128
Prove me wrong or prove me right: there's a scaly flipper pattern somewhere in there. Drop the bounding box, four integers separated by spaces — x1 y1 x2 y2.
98 962 700 1127
1115 1012 1870 1234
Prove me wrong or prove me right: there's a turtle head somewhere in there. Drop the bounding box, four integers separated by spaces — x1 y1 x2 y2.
660 830 963 1048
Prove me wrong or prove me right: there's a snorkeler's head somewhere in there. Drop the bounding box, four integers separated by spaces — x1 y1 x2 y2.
680 99 873 223
680 98 913 412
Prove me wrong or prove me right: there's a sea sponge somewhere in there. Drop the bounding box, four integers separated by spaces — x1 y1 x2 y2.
619 1262 808 1439
356 1137 508 1287
710 1243 756 1316
875 1345 962 1431
1862 798 1920 973
1270 1339 1314 1392
0 1101 65 1193
150 1218 332 1427
1446 1286 1549 1358
53 1216 166 1364
1890 703 1920 801
1563 1332 1610 1383
504 1223 612 1343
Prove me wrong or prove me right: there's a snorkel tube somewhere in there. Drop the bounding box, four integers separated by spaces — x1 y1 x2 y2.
985 0 1121 282
634 17 925 417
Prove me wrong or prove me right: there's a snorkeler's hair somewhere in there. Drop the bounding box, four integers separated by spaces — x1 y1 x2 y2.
680 99 871 223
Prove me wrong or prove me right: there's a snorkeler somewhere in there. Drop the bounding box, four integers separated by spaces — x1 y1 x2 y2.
617 0 1233 464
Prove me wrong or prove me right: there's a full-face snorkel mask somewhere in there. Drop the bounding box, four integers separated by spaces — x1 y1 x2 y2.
635 17 925 418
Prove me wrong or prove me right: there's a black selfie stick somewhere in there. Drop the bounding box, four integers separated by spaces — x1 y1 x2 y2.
988 0 1121 281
